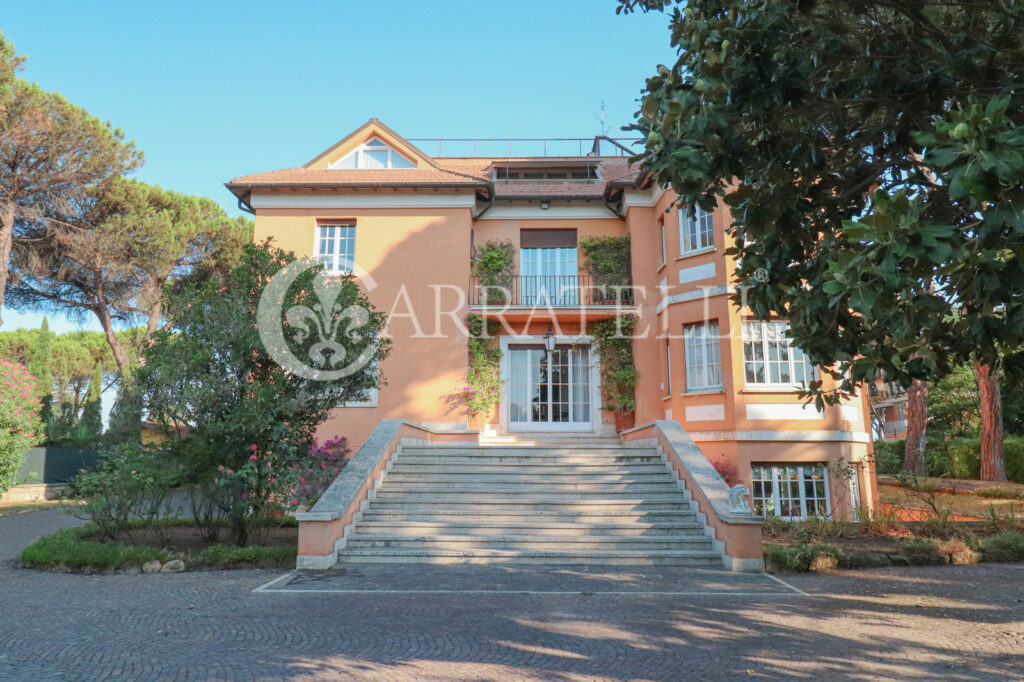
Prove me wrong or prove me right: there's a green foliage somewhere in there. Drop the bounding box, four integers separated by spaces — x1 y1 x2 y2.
981 530 1024 562
0 36 142 327
67 443 186 544
138 241 389 545
897 537 945 565
873 440 905 475
588 317 637 412
79 363 103 440
621 0 1024 402
21 527 172 570
764 543 843 572
105 373 143 446
976 488 1024 500
462 314 503 417
926 436 1024 482
929 364 981 438
472 240 515 304
0 359 43 493
25 319 52 401
579 234 632 300
197 543 297 568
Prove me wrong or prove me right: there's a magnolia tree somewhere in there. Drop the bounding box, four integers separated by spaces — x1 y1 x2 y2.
138 242 389 545
0 360 43 493
620 0 1024 480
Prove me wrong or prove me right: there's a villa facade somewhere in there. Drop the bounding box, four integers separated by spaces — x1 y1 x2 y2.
227 119 877 523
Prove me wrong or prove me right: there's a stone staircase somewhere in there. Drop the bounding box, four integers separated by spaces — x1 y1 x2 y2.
337 439 722 566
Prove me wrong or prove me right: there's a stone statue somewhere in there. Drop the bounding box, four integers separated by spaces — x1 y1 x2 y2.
729 484 753 515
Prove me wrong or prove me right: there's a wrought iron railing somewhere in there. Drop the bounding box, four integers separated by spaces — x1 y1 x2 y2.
469 275 634 307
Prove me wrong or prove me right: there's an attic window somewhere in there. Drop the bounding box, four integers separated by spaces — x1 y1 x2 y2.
494 166 600 180
331 137 416 170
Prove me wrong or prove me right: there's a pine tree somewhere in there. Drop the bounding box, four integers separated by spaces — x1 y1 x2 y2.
79 363 103 440
26 318 54 428
105 373 142 446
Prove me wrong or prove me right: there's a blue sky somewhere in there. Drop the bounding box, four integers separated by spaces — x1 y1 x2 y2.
2 0 673 332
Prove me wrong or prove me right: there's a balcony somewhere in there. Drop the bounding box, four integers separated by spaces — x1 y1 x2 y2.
469 275 634 319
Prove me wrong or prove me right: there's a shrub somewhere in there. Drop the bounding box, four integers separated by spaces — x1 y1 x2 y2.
472 240 515 302
588 316 637 412
21 527 172 570
710 455 739 486
976 488 1023 500
897 537 944 564
981 529 1024 562
764 543 842 572
0 359 44 493
462 315 503 418
579 234 632 301
936 436 1024 483
66 443 186 544
197 543 297 568
872 439 904 474
293 435 350 507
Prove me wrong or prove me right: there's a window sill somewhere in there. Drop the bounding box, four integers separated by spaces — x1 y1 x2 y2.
681 388 726 396
662 393 673 401
676 246 716 261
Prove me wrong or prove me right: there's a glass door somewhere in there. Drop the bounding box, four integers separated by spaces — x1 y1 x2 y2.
520 247 579 305
508 344 591 430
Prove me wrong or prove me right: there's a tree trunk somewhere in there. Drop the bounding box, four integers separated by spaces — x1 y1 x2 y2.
94 304 132 375
0 201 16 329
973 358 1006 482
903 379 928 475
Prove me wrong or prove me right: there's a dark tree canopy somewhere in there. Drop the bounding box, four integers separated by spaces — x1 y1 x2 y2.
619 0 1024 398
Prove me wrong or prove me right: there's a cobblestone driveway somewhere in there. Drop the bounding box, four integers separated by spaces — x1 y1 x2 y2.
2 509 1022 681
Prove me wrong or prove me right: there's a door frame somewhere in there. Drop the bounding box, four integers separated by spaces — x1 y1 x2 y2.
498 333 602 433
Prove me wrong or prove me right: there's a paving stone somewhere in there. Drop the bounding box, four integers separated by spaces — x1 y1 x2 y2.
1 509 1022 680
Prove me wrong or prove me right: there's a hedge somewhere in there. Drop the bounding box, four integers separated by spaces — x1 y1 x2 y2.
873 436 1024 482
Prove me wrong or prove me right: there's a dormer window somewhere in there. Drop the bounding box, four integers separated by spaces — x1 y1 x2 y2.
330 137 416 170
494 165 600 180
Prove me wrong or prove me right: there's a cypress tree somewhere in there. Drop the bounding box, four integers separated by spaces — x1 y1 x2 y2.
79 363 103 440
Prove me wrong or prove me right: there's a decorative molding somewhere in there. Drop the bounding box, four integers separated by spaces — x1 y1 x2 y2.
746 403 824 421
479 204 619 219
250 191 478 209
686 430 872 444
678 262 717 285
656 285 735 314
685 404 725 421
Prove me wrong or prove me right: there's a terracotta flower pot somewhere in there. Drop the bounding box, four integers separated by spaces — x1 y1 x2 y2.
614 410 635 432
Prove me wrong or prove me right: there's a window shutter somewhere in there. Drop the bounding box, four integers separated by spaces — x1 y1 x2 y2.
520 229 577 249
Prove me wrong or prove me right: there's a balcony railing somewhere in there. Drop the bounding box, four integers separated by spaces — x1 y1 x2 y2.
469 275 634 307
883 420 908 434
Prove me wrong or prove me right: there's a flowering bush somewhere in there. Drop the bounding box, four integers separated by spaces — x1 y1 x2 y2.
463 314 502 418
292 436 350 507
710 455 741 487
0 360 43 493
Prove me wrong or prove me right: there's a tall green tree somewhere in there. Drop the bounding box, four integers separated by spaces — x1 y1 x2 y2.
0 33 142 328
10 178 251 373
79 363 103 439
621 0 1024 480
25 318 52 402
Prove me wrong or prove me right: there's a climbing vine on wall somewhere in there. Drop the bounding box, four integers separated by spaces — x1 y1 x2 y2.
462 314 503 417
588 316 638 412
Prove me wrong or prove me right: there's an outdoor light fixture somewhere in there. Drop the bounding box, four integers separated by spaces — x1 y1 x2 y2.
544 326 556 353
540 201 550 210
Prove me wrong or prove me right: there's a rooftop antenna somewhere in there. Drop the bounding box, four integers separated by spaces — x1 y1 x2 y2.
599 101 609 136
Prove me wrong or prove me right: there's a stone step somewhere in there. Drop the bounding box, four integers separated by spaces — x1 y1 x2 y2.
388 463 670 475
353 521 706 536
359 510 698 523
345 534 713 551
337 548 723 566
395 455 663 465
378 482 681 494
366 500 690 511
384 471 671 482
372 490 686 502
399 447 657 456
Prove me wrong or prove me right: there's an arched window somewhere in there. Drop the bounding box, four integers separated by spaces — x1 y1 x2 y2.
330 137 417 169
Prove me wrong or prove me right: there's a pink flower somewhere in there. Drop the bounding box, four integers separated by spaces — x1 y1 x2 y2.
251 444 258 451
299 477 305 483
242 492 249 499
292 500 299 506
226 469 233 475
321 463 327 469
218 465 225 472
250 454 258 461
269 476 276 482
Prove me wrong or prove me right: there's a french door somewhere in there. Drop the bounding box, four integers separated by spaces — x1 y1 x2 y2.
507 344 592 430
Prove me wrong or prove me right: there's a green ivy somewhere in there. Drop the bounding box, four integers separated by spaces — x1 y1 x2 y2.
472 240 515 302
588 316 638 412
579 235 632 301
462 315 503 418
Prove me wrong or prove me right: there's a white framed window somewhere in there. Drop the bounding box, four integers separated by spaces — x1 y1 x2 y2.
741 320 816 388
751 463 831 520
679 206 714 254
316 223 356 274
659 220 667 265
664 338 672 397
330 137 416 170
520 247 578 305
683 321 722 391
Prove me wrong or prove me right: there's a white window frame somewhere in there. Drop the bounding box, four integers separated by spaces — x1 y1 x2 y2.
330 137 416 170
741 320 817 388
683 320 722 392
751 463 831 520
664 337 672 397
316 223 356 275
659 220 667 265
679 206 714 255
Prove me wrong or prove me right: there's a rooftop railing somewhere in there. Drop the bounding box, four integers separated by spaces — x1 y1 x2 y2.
407 136 642 158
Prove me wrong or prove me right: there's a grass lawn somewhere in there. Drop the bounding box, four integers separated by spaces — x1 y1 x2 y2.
0 500 63 517
877 475 1024 520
